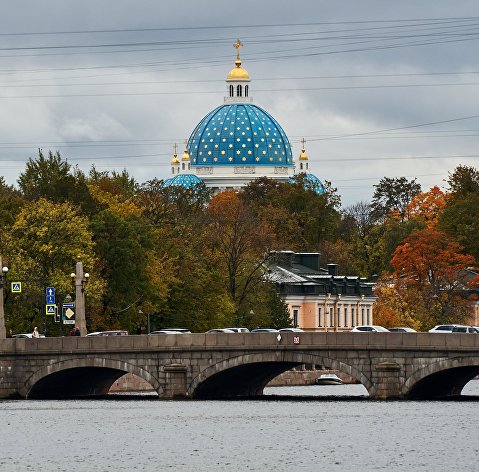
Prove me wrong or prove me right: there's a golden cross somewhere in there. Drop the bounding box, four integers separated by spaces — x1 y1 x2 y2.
301 138 306 150
233 39 243 61
173 143 177 155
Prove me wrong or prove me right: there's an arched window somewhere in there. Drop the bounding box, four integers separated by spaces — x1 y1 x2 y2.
229 85 234 97
188 163 190 170
300 163 303 171
237 85 242 97
171 167 175 174
306 163 309 170
182 163 185 170
245 85 249 97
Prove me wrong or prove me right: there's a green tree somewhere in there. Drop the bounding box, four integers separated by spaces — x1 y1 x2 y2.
371 176 421 222
2 198 100 334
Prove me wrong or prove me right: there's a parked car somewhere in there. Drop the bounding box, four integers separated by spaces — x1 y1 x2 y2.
86 330 128 336
206 328 236 333
250 328 280 333
388 327 417 333
428 324 460 333
351 325 389 332
279 328 304 332
149 330 185 335
225 327 250 333
451 325 479 333
162 328 191 333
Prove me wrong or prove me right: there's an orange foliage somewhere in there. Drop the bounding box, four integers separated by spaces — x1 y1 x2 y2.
405 185 448 228
391 228 475 290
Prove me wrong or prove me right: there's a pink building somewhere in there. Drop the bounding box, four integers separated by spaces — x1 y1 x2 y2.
269 251 376 332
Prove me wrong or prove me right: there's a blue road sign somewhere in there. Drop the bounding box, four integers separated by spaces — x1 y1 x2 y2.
62 302 75 308
45 304 57 315
46 295 55 304
11 282 22 293
46 287 55 297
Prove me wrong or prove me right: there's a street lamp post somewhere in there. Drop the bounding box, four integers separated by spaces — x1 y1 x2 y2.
70 262 89 336
0 256 8 339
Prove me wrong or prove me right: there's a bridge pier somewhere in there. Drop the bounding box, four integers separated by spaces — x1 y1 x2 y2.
160 364 188 399
371 361 403 400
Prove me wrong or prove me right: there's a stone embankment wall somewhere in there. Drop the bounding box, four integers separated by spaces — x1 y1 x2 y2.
109 369 355 393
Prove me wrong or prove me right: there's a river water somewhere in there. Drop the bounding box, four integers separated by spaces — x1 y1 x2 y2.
1 381 478 472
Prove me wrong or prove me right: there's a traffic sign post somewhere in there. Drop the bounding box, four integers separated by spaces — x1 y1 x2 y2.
11 282 22 293
45 304 57 316
62 302 75 325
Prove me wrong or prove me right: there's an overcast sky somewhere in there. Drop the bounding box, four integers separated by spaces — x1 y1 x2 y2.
1 1 478 206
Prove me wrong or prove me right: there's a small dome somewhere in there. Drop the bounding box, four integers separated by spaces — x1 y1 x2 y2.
170 153 180 165
299 149 308 161
161 174 203 189
289 173 325 195
227 64 250 80
181 147 190 161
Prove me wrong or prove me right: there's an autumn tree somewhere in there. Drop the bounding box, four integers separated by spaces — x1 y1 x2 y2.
405 186 447 228
205 190 274 323
388 228 476 328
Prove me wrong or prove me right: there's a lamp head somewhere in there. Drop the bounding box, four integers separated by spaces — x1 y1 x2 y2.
2 266 8 274
84 273 90 279
70 273 75 279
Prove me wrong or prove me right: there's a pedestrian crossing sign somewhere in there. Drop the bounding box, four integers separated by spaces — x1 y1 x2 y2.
45 304 57 315
11 282 22 293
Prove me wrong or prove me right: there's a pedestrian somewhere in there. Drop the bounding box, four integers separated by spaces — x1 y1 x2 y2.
69 328 75 336
74 327 81 336
7 329 13 338
32 327 40 338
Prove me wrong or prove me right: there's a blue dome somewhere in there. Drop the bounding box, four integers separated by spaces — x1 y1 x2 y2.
290 173 325 195
187 104 293 167
161 174 203 189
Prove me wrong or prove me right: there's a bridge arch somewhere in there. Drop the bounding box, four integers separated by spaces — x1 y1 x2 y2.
189 351 372 399
403 356 479 399
21 357 161 399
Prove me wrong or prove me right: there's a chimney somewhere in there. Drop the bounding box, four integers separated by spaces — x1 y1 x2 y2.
327 263 338 276
270 250 295 269
295 253 321 272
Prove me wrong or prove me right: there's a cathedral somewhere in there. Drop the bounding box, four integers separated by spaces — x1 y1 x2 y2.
163 40 324 194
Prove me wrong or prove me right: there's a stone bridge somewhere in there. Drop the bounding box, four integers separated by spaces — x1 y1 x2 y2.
1 332 478 400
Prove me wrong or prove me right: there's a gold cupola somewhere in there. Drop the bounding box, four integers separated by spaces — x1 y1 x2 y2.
227 39 250 80
170 143 180 165
181 144 190 161
298 138 309 172
299 138 309 161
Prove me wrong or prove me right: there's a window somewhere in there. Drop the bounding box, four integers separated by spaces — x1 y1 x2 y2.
245 85 249 97
237 84 242 97
351 307 355 325
344 306 348 327
171 167 175 174
293 307 299 327
182 163 185 170
367 308 371 325
337 307 341 327
361 308 365 325
300 163 303 170
229 85 234 97
188 163 191 170
329 307 334 327
318 306 322 327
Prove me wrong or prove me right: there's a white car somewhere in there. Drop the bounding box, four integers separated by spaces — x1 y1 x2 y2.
351 325 389 332
428 324 460 333
279 328 304 332
206 328 236 333
225 327 250 333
